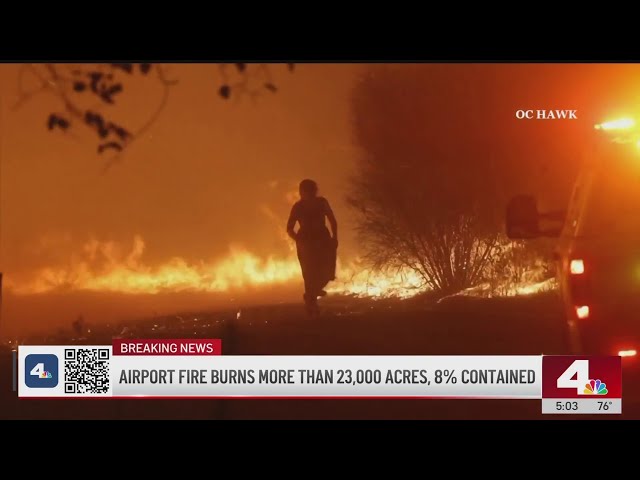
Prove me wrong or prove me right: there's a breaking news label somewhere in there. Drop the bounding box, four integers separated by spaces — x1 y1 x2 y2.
17 340 622 413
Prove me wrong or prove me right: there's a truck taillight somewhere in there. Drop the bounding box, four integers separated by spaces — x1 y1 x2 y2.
570 259 585 275
569 259 591 304
575 305 590 319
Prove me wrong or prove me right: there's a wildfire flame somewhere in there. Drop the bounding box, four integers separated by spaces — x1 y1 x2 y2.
455 277 557 298
5 235 551 300
6 236 299 295
5 235 427 299
328 266 427 299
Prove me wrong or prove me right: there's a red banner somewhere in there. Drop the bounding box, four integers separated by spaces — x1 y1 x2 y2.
113 339 222 356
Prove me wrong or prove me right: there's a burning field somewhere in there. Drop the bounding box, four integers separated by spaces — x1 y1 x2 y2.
4 234 428 298
5 234 553 300
4 62 598 342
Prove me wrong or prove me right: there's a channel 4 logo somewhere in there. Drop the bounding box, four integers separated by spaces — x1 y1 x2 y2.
542 356 621 399
24 354 59 388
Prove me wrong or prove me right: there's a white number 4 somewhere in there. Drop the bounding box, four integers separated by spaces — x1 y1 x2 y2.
557 360 589 394
30 363 45 377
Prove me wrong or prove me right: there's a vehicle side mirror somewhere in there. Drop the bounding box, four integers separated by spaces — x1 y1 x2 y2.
506 195 565 239
506 195 541 239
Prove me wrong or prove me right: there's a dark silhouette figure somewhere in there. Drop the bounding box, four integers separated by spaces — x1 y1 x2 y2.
287 179 338 316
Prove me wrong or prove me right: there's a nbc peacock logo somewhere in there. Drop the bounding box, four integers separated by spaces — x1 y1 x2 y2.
584 379 608 395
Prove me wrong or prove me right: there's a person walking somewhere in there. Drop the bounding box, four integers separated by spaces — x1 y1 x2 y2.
286 179 338 316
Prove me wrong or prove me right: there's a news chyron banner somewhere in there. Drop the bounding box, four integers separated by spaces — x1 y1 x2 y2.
17 339 622 414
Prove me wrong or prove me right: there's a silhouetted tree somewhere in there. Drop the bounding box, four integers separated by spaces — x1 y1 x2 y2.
348 66 550 294
13 63 294 171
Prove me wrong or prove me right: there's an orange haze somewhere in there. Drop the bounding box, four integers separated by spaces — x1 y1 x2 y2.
3 63 640 338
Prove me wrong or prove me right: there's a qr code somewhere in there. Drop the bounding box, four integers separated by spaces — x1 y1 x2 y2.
64 348 110 394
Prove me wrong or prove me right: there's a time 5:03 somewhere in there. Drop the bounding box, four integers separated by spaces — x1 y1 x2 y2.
556 401 578 411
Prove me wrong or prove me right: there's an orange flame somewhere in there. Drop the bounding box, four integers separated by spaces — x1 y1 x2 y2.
6 236 301 295
6 235 553 300
5 235 427 298
328 264 427 299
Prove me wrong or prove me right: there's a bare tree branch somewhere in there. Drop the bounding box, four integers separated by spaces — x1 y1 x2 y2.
101 65 178 174
14 63 295 172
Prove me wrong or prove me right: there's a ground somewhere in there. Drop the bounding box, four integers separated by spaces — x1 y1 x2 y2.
1 293 637 419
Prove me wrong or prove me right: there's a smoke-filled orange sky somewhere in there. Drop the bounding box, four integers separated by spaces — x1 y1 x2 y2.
3 63 640 338
0 64 360 270
0 64 363 337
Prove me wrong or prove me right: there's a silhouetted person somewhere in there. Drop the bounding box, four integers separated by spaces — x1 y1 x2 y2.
287 179 338 316
72 315 85 338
